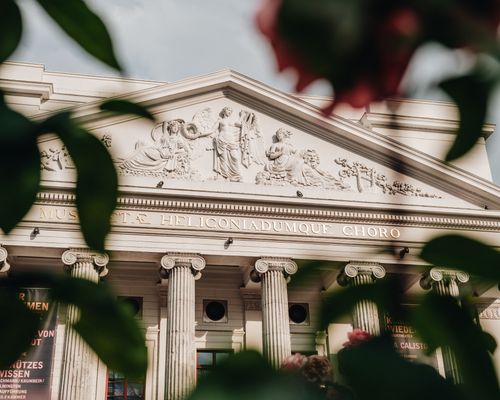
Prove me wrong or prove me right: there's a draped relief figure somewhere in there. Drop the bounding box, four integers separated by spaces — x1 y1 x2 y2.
179 106 264 182
256 128 348 189
119 119 193 178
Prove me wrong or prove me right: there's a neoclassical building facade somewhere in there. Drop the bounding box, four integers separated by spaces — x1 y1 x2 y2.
1 61 500 400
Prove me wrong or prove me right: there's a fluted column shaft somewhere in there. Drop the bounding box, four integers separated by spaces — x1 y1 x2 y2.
60 249 108 400
338 263 386 335
253 258 297 368
421 268 469 384
262 268 290 367
161 254 205 400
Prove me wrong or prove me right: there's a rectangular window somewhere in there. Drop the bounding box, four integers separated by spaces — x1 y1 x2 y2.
196 350 232 379
106 370 144 400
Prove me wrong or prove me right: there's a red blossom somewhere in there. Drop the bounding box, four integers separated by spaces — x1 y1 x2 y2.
255 1 500 113
255 0 322 93
343 329 373 347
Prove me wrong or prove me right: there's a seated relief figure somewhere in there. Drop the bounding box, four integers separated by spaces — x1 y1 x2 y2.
120 119 192 178
256 128 348 189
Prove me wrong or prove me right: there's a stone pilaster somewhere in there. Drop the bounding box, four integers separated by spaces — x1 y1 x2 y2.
420 268 469 384
337 262 386 335
59 249 109 400
0 246 10 278
252 257 297 368
160 254 206 400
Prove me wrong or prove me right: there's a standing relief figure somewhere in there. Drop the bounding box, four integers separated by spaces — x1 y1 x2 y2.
180 107 263 182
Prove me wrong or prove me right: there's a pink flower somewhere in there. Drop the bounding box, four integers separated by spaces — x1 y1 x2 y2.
343 329 373 348
302 355 333 385
281 352 307 370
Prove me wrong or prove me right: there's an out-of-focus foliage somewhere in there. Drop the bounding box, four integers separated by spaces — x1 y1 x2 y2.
256 0 500 160
1 0 500 397
0 0 153 380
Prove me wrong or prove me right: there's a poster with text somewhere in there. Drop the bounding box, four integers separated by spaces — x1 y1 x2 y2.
0 288 57 400
384 309 438 369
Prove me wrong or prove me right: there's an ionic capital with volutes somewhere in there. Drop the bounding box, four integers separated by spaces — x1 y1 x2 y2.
61 248 109 277
420 268 469 290
0 246 10 277
337 262 386 287
251 257 298 283
160 253 206 280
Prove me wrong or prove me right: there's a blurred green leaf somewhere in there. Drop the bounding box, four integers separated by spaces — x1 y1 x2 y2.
0 290 40 368
421 234 500 281
100 100 155 121
189 350 323 400
439 71 492 161
42 112 117 251
0 94 40 233
51 277 147 380
0 0 22 63
319 281 402 330
36 0 121 71
412 294 499 400
338 335 464 400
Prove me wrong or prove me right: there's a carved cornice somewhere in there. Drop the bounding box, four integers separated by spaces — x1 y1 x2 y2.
337 262 386 286
477 302 500 320
34 192 500 232
420 268 470 290
61 248 109 276
159 253 206 279
0 246 10 276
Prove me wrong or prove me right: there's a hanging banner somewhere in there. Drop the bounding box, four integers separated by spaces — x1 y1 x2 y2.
0 288 57 400
385 309 438 369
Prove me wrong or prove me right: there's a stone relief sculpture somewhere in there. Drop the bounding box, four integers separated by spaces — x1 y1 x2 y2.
101 134 112 148
256 128 347 189
170 106 263 182
119 106 263 182
115 107 443 199
334 158 441 198
41 145 74 171
119 119 194 179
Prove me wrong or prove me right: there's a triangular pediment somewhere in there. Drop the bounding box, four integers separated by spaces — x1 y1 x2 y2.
36 70 500 211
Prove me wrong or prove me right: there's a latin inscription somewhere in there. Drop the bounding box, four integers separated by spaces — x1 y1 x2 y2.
35 206 402 239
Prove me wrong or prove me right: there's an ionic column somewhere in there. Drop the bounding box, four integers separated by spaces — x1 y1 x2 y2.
0 246 10 278
251 257 297 368
337 262 386 335
160 254 206 400
60 249 109 400
420 268 469 384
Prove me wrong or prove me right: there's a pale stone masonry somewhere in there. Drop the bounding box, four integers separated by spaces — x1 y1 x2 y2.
59 249 109 400
0 62 499 399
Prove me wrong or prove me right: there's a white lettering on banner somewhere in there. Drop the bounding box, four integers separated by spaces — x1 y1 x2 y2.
35 206 402 239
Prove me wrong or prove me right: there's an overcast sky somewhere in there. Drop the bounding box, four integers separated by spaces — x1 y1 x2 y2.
11 0 500 183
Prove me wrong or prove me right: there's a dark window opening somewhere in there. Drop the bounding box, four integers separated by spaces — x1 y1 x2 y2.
289 303 309 324
196 350 233 379
106 370 144 400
